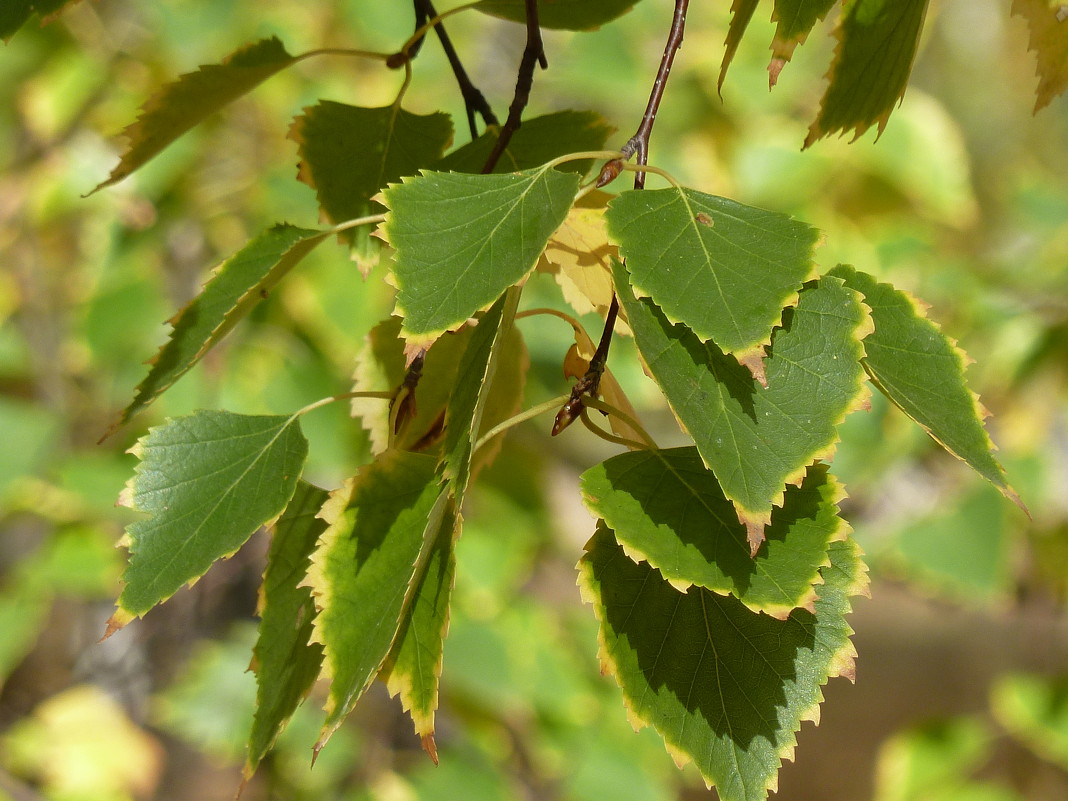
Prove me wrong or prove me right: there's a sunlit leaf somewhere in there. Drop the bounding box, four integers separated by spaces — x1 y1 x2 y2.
615 264 871 551
606 188 819 359
581 448 847 617
804 0 931 148
539 190 618 319
110 411 308 630
1011 0 1068 112
0 0 81 40
381 166 580 345
719 0 761 92
246 481 327 776
580 529 866 801
769 0 837 85
113 224 329 430
474 0 641 30
90 38 297 193
992 673 1068 771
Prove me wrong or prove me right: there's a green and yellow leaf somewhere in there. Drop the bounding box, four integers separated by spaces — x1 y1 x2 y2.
1011 0 1068 112
769 0 837 85
719 0 762 93
1 0 82 41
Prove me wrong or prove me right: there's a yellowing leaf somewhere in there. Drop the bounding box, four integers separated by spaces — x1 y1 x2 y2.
540 192 618 318
1012 0 1068 111
769 0 837 85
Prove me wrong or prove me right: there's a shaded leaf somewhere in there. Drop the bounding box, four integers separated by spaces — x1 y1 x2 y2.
829 265 1020 507
615 264 871 551
381 166 580 345
606 188 819 359
110 411 308 629
804 0 931 148
719 0 761 92
769 0 838 85
581 448 847 617
91 38 297 193
474 0 641 30
114 224 329 430
0 0 81 40
561 318 644 444
290 102 453 268
1011 0 1068 112
579 529 866 801
246 481 328 776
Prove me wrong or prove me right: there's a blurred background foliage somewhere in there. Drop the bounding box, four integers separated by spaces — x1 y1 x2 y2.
1 1 1067 800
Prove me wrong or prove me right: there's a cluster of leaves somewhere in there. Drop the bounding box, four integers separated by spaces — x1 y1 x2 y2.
11 1 1063 799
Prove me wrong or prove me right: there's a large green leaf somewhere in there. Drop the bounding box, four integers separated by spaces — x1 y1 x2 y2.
246 481 328 776
804 0 931 147
307 450 445 749
1011 0 1068 112
581 448 847 617
0 0 80 40
769 0 837 84
474 0 641 30
381 166 579 345
615 263 871 551
828 265 1020 507
114 224 329 430
290 102 453 266
110 411 308 630
606 188 819 359
579 529 866 801
90 38 297 193
719 0 761 92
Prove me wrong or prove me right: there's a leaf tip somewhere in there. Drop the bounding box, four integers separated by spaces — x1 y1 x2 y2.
421 733 439 765
101 608 135 641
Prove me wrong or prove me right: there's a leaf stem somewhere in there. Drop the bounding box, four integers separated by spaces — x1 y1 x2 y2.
398 2 483 61
296 48 393 63
583 396 658 450
330 213 387 234
579 408 649 451
473 394 570 454
296 391 394 417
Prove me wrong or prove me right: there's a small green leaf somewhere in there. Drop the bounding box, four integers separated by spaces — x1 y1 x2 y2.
719 0 761 92
0 0 79 41
1011 0 1068 112
804 0 931 147
290 102 454 267
475 0 641 30
246 481 328 776
829 265 1021 508
992 673 1068 771
606 188 819 359
90 38 297 193
111 411 308 628
769 1 837 84
581 448 847 617
615 264 871 550
381 166 580 345
114 224 329 430
579 529 866 801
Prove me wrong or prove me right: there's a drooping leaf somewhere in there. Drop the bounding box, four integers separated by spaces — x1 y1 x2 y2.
1011 0 1068 112
110 411 308 630
437 110 614 175
474 0 641 30
381 166 580 345
828 265 1021 507
539 189 618 319
769 0 838 85
804 0 931 148
606 188 819 359
615 263 871 551
579 528 867 801
719 0 761 92
992 673 1068 771
246 481 328 776
0 0 80 40
90 38 297 193
306 450 446 749
581 448 847 617
113 224 329 430
290 102 454 269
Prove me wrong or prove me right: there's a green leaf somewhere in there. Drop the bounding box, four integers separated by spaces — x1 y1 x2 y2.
579 529 867 801
306 450 446 749
1011 0 1068 112
581 448 847 617
606 188 819 359
246 481 328 776
290 102 453 267
114 224 329 430
874 718 995 801
437 110 614 175
828 265 1021 507
0 0 79 41
90 38 297 193
992 673 1068 771
719 0 761 93
804 0 931 148
474 0 641 30
111 411 308 629
769 1 837 84
381 165 580 345
615 264 871 551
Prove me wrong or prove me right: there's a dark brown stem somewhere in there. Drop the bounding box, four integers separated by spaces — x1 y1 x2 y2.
481 0 546 173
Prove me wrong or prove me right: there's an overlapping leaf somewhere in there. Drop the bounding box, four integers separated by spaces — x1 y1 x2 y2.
829 265 1021 508
114 224 329 430
1 0 80 40
804 0 931 148
306 450 446 749
719 0 761 93
606 188 819 359
769 0 837 85
381 166 579 344
475 0 641 30
246 481 328 777
580 529 866 801
290 102 453 267
1011 0 1068 112
615 263 871 551
581 448 847 617
90 38 297 193
109 411 308 632
539 190 618 319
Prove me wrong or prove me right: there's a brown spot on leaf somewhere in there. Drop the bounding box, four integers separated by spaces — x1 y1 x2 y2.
695 212 714 227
